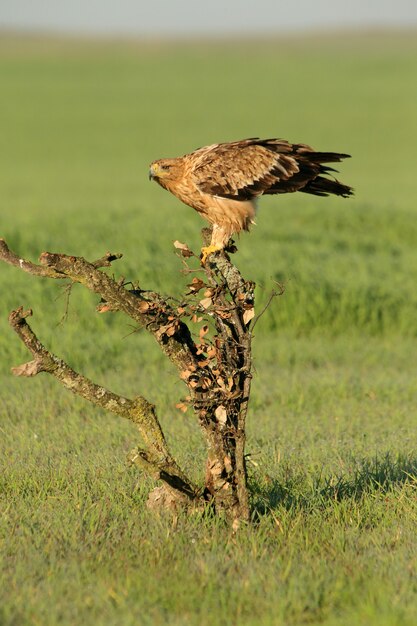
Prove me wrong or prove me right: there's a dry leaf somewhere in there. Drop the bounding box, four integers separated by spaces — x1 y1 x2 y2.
187 277 206 293
215 405 227 425
215 309 231 319
175 402 188 413
206 346 216 359
137 300 150 313
97 302 113 313
216 377 227 392
199 297 212 309
173 240 194 258
199 325 209 339
243 307 255 325
156 321 178 339
165 323 178 337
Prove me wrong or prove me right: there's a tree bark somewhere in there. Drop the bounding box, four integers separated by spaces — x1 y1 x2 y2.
0 233 256 524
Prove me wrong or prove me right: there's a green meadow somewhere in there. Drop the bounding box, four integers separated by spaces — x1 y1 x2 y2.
0 31 416 625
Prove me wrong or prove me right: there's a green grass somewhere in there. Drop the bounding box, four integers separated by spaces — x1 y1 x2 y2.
1 31 417 626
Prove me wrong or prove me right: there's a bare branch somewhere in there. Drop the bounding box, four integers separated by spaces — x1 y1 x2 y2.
0 240 212 392
0 238 65 279
91 252 123 268
9 306 197 500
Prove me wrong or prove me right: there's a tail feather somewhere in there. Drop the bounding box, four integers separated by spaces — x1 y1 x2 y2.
297 150 351 163
300 175 353 198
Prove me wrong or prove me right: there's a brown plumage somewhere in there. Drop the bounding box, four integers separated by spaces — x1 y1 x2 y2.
149 138 353 263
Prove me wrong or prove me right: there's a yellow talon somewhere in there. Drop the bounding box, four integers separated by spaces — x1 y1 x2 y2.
200 244 222 265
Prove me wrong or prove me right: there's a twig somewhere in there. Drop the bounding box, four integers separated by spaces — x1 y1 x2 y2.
251 282 285 331
91 252 123 268
9 306 197 500
56 282 73 325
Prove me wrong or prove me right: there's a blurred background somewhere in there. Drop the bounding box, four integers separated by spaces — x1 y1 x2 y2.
1 0 417 373
0 3 416 414
1 5 417 624
2 0 417 36
1 0 417 364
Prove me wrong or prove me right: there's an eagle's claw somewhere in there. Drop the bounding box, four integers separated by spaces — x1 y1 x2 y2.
200 244 222 266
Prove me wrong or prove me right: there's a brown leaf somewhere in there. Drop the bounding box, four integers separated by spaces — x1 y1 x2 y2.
215 309 231 320
175 402 188 413
243 307 255 325
187 277 206 293
199 297 212 309
165 322 178 337
156 321 179 339
173 240 194 258
215 405 227 425
199 324 209 339
180 369 192 381
206 346 216 359
216 377 227 392
96 302 114 313
12 359 43 377
137 300 150 313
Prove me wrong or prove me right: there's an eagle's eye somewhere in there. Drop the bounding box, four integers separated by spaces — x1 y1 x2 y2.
161 164 170 171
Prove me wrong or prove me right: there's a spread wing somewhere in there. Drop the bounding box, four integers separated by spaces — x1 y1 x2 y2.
188 138 350 199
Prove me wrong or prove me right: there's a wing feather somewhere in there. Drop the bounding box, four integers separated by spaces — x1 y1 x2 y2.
186 138 351 200
189 139 300 200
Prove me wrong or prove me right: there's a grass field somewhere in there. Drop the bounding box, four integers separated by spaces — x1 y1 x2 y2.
0 31 417 626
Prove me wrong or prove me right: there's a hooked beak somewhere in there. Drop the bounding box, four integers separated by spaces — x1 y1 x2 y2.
148 167 154 181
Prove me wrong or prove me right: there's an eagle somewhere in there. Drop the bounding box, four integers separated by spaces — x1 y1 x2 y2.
149 138 353 264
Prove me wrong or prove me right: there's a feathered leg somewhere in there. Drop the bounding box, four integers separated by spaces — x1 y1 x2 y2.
200 224 229 265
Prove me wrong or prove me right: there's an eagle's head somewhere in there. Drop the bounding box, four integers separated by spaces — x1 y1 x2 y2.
149 158 180 184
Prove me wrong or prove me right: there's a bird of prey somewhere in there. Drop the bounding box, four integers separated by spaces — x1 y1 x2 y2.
149 138 353 264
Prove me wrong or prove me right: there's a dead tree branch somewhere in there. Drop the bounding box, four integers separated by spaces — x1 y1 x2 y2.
9 306 197 502
1 229 264 524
